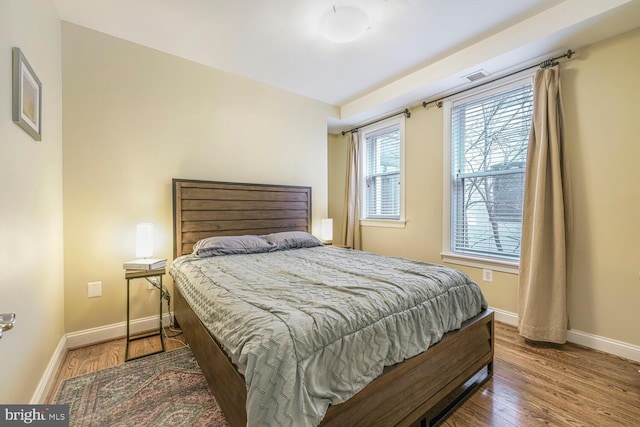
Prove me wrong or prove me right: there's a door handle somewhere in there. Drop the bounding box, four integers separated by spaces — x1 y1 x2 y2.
0 313 16 339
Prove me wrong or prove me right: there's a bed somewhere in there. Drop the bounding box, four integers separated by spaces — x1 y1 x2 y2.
170 178 494 427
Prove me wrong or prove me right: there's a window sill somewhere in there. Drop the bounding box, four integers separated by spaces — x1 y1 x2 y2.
441 252 519 274
360 219 407 229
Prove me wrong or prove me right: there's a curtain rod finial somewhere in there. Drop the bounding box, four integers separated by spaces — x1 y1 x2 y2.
566 49 574 59
422 100 443 108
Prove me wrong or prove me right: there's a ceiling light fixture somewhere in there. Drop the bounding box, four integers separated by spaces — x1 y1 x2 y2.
318 5 370 43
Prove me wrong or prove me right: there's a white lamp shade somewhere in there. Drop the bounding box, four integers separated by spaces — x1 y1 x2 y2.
136 223 154 258
321 218 333 242
318 6 370 43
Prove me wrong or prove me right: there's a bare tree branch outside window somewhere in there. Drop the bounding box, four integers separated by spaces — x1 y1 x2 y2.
451 84 533 259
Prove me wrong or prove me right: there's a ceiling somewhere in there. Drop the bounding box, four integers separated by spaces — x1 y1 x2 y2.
54 0 640 133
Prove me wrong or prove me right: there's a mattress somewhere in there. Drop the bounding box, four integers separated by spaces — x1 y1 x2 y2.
170 246 487 427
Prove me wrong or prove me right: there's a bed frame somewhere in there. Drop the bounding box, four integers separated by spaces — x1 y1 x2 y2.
172 178 494 427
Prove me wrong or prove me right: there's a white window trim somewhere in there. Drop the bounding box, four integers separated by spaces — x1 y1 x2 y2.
361 218 407 228
442 71 534 272
359 115 406 228
441 252 520 274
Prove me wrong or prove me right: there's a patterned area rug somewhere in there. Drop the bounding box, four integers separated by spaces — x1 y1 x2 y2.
52 346 230 426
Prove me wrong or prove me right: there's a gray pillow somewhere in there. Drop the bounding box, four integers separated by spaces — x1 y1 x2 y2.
263 231 322 250
192 235 272 257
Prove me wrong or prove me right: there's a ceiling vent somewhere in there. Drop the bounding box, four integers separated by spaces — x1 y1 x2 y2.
464 69 489 82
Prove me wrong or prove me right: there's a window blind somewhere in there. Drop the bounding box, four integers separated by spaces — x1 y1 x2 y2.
364 125 400 219
451 83 533 260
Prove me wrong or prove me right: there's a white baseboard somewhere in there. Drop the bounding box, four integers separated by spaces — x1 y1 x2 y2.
489 306 640 363
65 313 172 349
491 307 519 326
35 314 173 403
566 329 640 363
31 335 67 404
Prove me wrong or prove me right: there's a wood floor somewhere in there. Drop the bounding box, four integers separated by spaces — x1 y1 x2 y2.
48 323 640 426
443 322 640 426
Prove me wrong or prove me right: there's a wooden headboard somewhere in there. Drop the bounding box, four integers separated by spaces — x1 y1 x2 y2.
173 179 312 257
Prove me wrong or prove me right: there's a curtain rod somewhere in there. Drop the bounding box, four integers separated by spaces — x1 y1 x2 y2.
340 49 573 135
422 49 574 109
341 108 411 136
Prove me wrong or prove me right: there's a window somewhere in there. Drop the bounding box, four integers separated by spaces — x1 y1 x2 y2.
445 77 533 266
360 117 405 226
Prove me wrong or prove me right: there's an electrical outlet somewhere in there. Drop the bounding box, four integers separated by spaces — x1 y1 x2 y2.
87 281 102 298
482 269 493 282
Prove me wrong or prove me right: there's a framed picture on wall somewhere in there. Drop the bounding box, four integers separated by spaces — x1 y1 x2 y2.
12 47 42 141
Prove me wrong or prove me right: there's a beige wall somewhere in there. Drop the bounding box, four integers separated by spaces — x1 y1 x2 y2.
561 29 640 344
329 28 640 347
62 23 334 333
0 0 65 403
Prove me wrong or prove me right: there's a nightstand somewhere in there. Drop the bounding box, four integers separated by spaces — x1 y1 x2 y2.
125 268 166 361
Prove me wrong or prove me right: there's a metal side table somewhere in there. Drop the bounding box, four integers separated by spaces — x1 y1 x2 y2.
125 268 166 361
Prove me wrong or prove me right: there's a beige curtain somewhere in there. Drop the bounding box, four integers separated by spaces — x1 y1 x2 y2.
518 65 571 344
341 131 362 249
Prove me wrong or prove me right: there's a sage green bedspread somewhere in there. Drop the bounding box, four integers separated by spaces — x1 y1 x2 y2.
170 246 487 427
